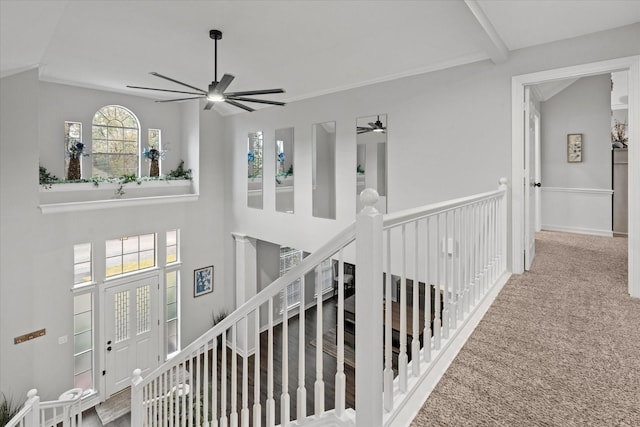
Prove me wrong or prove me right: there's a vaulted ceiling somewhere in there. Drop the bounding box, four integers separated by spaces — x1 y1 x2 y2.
1 0 639 115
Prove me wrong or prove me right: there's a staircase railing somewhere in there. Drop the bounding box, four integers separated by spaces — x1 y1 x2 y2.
6 388 83 427
131 178 509 427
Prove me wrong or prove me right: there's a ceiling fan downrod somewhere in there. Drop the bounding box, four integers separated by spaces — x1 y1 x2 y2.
210 29 222 84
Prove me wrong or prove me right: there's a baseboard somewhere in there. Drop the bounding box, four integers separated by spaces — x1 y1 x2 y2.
541 224 613 237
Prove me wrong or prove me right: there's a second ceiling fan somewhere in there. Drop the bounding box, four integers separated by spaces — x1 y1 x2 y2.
127 29 285 112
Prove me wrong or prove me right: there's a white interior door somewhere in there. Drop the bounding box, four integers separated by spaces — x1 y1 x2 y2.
524 87 537 270
105 277 159 397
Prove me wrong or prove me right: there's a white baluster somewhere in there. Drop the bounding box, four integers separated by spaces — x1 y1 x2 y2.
169 366 175 427
443 212 450 340
231 324 238 427
266 298 275 427
253 306 262 427
355 188 383 427
462 205 470 314
281 288 290 426
221 330 228 427
314 264 325 415
434 214 442 350
452 209 460 328
383 228 394 411
334 250 346 417
412 221 420 376
195 349 201 427
398 224 408 392
212 335 218 425
423 217 432 364
297 276 307 422
203 342 209 427
242 319 250 427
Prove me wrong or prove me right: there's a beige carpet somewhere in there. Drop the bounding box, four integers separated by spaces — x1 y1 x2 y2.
95 387 130 425
411 231 640 426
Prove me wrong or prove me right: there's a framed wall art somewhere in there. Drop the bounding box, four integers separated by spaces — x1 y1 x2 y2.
567 133 583 163
194 265 213 297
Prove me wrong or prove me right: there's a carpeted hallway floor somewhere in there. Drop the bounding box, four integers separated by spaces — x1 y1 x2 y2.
411 231 640 426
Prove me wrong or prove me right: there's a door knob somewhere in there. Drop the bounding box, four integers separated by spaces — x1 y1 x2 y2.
534 182 541 187
107 346 112 352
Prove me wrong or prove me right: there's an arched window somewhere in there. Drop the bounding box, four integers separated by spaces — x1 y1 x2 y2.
92 105 140 178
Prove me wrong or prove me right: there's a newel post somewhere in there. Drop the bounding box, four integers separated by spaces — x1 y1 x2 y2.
131 369 143 426
26 389 40 427
355 189 384 427
499 177 508 273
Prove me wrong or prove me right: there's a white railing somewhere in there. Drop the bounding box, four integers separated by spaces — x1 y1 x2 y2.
131 178 509 427
6 388 83 427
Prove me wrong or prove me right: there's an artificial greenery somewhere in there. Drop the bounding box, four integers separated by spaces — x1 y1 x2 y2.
0 393 23 425
210 310 228 328
357 164 365 174
166 160 192 180
38 160 192 189
39 165 59 188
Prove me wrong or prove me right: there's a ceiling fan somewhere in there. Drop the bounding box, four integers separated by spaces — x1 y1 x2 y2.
357 116 386 134
127 29 286 112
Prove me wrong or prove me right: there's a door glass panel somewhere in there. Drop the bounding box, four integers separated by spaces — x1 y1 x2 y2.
74 311 92 334
313 122 336 219
74 330 92 353
275 127 295 213
248 131 264 209
136 285 151 335
74 351 92 374
114 290 129 343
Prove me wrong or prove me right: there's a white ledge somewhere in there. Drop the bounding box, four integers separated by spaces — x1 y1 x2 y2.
39 194 199 214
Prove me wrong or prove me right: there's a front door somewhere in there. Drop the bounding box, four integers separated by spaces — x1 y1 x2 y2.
105 277 159 397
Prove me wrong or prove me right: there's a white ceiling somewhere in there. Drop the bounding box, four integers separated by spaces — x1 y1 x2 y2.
1 0 639 115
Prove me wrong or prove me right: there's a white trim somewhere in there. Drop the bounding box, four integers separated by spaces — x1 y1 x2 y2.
39 194 198 214
464 0 509 64
511 56 639 299
40 179 191 192
541 224 613 237
541 187 614 195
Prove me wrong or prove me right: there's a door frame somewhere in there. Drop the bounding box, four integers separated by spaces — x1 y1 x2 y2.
99 270 164 398
511 55 640 298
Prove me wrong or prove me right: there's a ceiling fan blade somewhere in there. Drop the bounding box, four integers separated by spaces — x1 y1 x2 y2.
214 74 235 94
368 122 377 128
155 96 204 103
225 99 255 112
127 85 205 96
357 129 372 134
226 96 285 106
150 72 207 94
204 101 215 110
224 88 285 97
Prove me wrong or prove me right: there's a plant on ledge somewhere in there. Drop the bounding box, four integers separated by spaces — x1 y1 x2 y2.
166 160 192 180
39 165 59 188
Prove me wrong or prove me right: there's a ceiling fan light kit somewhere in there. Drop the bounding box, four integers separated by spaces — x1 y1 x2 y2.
126 29 285 112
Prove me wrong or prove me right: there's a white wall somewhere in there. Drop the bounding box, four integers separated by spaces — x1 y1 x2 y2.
0 72 228 400
540 74 613 235
223 24 640 280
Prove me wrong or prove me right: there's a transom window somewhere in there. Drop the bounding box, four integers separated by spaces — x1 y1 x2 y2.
92 105 140 178
106 234 155 278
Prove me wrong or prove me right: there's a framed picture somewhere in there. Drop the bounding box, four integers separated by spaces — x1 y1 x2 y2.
194 265 213 297
567 133 583 163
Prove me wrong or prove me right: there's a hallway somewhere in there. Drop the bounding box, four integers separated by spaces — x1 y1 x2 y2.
412 231 639 426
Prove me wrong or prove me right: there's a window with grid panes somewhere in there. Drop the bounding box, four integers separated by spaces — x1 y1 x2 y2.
92 105 140 178
166 270 180 355
280 246 303 311
65 121 83 176
166 229 178 264
105 234 155 278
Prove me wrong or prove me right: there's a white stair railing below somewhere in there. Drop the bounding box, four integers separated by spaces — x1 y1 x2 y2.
6 388 83 427
130 178 509 427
